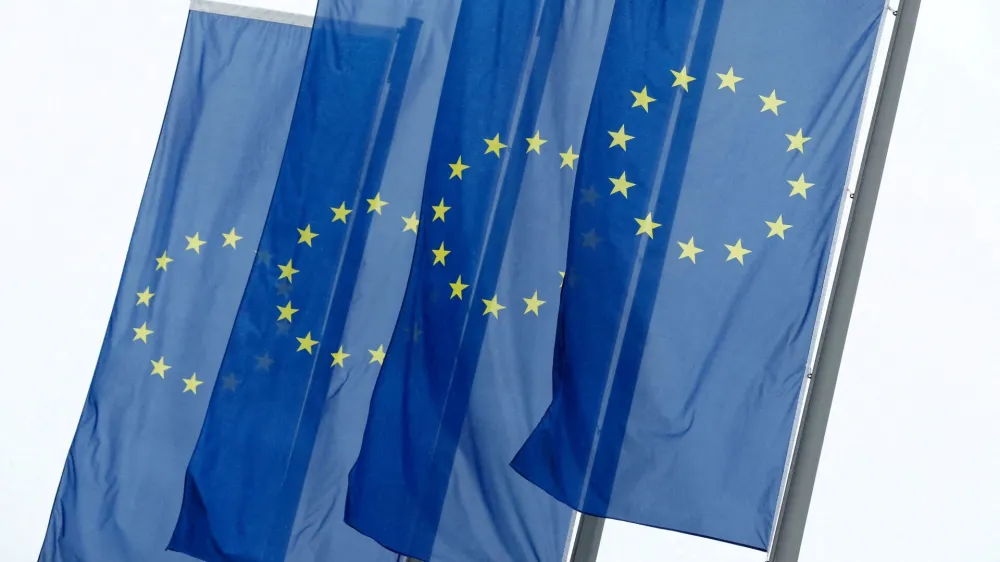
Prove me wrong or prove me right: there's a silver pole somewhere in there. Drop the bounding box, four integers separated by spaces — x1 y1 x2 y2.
768 1 921 560
568 514 605 562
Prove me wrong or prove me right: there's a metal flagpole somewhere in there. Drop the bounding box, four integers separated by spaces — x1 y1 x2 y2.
567 513 605 562
768 1 922 560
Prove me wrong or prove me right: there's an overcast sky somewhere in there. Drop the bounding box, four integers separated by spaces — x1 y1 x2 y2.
1 0 998 561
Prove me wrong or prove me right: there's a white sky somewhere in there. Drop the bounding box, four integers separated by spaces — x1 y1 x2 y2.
1 0 998 561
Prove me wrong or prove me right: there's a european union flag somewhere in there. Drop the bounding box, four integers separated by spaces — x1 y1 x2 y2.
343 0 626 560
168 7 422 562
169 1 575 562
512 0 885 551
37 8 317 561
344 0 885 556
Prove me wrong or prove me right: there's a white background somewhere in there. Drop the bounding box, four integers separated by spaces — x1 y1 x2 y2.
1 1 998 561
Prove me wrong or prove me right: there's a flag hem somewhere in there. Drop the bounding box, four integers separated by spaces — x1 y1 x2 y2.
189 0 314 28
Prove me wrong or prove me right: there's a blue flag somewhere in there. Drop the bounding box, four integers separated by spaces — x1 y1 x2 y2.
169 1 575 562
343 0 609 560
38 7 397 562
511 0 885 551
168 9 420 562
344 0 886 556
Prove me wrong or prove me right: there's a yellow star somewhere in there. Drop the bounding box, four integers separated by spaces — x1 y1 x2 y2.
580 185 600 205
155 251 173 271
296 331 319 354
277 259 299 283
132 322 154 343
482 295 506 319
297 224 319 246
276 301 298 322
635 213 662 238
330 346 350 368
331 202 352 223
766 215 793 239
255 353 274 371
432 242 450 266
408 323 423 342
608 125 634 151
185 233 207 253
369 344 386 365
786 128 811 153
526 130 548 154
716 67 743 92
367 192 389 214
483 134 508 157
523 291 546 316
559 146 580 169
788 173 814 199
449 156 470 180
150 356 170 379
631 86 656 112
677 237 703 263
449 275 469 300
402 212 420 234
182 373 204 394
136 287 154 307
559 271 565 287
725 239 752 265
581 229 602 249
222 228 243 248
671 66 696 91
221 373 240 392
609 172 635 198
431 198 451 222
760 90 786 115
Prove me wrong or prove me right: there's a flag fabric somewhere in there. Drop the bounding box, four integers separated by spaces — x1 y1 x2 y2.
168 8 423 562
343 0 886 556
341 0 620 560
38 7 399 562
168 1 575 562
42 1 886 561
510 0 885 551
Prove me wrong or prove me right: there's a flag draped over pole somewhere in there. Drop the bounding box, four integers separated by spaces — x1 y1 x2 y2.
510 0 884 550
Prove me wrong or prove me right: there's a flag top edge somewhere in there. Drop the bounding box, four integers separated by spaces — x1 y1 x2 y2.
189 0 314 28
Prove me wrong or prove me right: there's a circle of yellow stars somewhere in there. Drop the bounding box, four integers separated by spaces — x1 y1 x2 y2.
235 195 400 380
133 63 816 392
255 186 424 376
137 209 398 398
579 64 812 268
139 225 257 395
423 63 815 332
